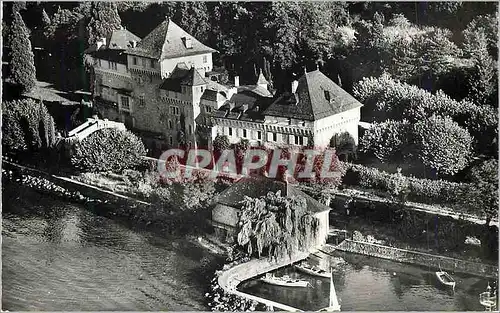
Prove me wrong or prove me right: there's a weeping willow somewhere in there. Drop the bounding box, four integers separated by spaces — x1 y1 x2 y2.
236 191 321 261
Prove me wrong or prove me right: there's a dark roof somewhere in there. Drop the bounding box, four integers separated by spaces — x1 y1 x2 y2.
84 28 141 54
92 49 128 64
263 69 363 121
215 176 330 214
126 18 217 60
215 90 274 122
159 64 206 92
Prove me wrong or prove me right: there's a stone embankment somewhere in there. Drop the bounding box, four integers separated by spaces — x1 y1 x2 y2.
335 239 498 279
214 252 310 312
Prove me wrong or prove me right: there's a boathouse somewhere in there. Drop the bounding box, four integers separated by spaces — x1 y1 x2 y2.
211 175 331 249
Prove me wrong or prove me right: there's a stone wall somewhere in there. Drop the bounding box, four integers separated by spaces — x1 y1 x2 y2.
336 239 498 278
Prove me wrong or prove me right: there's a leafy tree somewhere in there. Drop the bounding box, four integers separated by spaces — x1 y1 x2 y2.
86 2 121 45
359 120 411 163
213 134 230 154
460 159 498 223
71 128 146 172
171 2 210 43
2 99 56 154
387 168 410 204
466 30 497 107
330 131 357 161
236 191 319 260
413 115 473 176
463 14 498 60
6 12 36 93
41 8 51 26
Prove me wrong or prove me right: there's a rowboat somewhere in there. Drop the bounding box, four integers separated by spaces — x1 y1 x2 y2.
260 273 310 287
294 262 331 278
435 271 456 290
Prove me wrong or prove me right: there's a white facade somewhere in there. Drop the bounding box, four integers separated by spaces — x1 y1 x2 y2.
313 107 361 147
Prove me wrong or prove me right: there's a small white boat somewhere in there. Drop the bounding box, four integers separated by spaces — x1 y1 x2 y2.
260 273 310 287
295 262 331 278
436 271 456 289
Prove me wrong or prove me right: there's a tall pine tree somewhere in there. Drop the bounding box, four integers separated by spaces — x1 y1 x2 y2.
7 11 36 93
86 2 121 45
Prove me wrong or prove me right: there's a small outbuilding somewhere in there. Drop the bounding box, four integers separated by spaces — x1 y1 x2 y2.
211 175 331 249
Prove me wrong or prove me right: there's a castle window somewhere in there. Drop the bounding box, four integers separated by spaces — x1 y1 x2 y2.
139 95 145 106
121 96 130 111
142 58 147 67
206 106 212 113
150 59 155 68
189 125 193 135
98 59 102 67
201 86 204 92
169 136 173 145
133 57 137 65
272 133 277 142
243 129 247 138
257 131 262 140
203 55 207 63
168 120 172 129
229 127 233 136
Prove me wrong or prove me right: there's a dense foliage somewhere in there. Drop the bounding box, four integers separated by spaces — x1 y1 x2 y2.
2 99 56 154
86 2 122 45
5 11 36 93
71 128 146 172
342 162 469 208
413 115 473 176
354 74 497 158
237 192 319 260
359 120 411 162
458 159 499 223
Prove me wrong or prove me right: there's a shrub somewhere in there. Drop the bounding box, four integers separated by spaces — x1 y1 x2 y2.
413 115 473 176
2 98 56 154
342 162 469 206
359 120 411 162
71 128 146 172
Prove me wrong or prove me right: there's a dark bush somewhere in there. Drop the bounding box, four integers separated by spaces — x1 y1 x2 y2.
71 128 146 172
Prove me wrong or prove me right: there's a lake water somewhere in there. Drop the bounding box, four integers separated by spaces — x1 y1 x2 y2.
2 184 220 311
239 252 490 311
2 183 493 311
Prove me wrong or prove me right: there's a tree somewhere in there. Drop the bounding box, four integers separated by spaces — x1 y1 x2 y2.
466 30 497 107
71 128 146 172
86 2 121 45
236 191 319 260
41 8 51 26
6 12 36 93
330 131 357 161
2 99 56 155
213 134 230 154
413 115 473 176
359 120 411 163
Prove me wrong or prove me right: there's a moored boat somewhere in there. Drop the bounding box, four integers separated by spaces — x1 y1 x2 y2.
294 262 331 278
435 271 456 290
260 273 310 287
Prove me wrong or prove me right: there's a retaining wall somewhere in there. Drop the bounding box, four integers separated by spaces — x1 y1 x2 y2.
336 239 498 279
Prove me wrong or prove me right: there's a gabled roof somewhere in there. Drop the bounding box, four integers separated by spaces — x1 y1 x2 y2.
159 64 206 92
214 90 274 122
126 18 217 60
214 176 330 214
263 69 363 121
84 28 141 54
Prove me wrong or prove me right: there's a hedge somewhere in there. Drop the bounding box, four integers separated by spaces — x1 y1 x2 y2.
341 162 469 206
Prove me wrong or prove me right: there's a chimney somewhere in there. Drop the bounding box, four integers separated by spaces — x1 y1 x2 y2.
234 76 240 87
291 80 298 94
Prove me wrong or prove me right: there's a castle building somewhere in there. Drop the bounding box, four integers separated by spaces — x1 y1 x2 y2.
85 18 363 155
210 69 363 149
